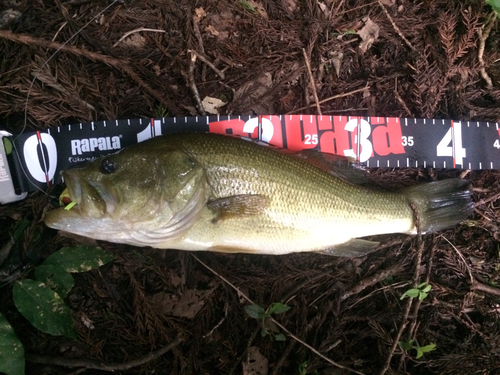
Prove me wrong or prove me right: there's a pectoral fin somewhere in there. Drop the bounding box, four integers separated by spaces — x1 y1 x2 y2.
318 239 380 257
207 194 270 223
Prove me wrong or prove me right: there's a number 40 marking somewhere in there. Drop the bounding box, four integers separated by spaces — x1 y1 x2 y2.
436 121 466 167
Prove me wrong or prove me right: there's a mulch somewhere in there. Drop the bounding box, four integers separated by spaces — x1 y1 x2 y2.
1 0 500 374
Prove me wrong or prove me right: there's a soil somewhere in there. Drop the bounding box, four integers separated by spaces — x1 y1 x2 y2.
1 0 500 374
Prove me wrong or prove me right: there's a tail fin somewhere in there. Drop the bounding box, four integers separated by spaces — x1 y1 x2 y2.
403 179 473 233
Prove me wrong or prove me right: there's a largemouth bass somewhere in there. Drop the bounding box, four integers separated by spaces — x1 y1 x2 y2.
44 133 473 256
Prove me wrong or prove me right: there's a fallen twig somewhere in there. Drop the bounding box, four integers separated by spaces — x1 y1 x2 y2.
377 0 415 51
187 51 206 115
188 49 225 79
471 279 500 297
191 254 364 375
302 48 322 115
478 12 496 89
394 77 413 117
288 86 368 114
26 334 184 371
340 263 404 301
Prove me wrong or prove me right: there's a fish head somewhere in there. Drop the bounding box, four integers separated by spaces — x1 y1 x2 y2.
44 139 206 245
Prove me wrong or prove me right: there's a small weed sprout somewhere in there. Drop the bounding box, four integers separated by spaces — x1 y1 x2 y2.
244 302 290 341
399 339 437 359
401 282 432 301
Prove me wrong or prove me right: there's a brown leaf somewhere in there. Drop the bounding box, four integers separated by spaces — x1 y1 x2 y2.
242 347 268 375
148 282 218 319
357 17 380 53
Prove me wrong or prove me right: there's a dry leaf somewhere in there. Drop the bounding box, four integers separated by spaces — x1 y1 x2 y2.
283 0 297 12
330 51 344 77
316 1 330 18
357 17 380 53
121 33 146 49
380 0 396 6
246 0 268 18
242 347 268 375
194 7 207 22
202 96 227 115
149 282 218 319
205 24 220 36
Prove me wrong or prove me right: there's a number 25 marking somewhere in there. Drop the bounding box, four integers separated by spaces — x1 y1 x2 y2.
304 134 318 145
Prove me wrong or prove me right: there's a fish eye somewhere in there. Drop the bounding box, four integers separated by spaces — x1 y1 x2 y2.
100 158 117 174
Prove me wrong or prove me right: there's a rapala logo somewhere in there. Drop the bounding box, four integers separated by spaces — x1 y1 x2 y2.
71 136 121 155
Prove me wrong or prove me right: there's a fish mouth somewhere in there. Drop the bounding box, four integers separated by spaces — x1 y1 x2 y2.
58 170 116 217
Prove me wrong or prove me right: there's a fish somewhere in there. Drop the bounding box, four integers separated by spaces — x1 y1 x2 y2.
43 133 474 256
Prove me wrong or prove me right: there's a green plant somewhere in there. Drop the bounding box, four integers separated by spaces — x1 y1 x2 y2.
400 282 432 301
153 104 169 118
244 302 291 341
239 0 256 13
0 245 114 375
298 360 320 375
485 0 500 18
399 339 436 359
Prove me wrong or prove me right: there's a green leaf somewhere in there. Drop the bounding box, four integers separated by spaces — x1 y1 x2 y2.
398 340 413 351
268 302 291 315
418 291 429 301
274 333 286 341
400 289 419 299
35 265 75 298
43 246 114 273
421 284 432 293
485 0 500 16
419 343 436 354
415 347 424 359
0 313 24 375
13 280 77 338
244 304 266 319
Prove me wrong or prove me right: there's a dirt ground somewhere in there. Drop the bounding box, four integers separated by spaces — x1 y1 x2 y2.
1 0 500 374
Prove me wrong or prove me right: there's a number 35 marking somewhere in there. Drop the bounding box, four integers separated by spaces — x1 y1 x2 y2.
402 136 414 147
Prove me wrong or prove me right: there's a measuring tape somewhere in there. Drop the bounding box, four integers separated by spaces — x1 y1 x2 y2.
1 115 499 204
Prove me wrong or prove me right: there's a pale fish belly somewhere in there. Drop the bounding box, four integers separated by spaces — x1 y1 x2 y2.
159 205 415 255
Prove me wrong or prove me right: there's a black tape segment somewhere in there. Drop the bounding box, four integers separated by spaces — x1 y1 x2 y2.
7 115 500 194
